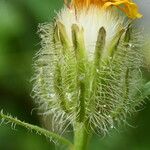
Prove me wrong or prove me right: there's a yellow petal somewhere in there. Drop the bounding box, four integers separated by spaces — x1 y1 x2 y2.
68 0 142 19
123 2 143 18
103 0 142 19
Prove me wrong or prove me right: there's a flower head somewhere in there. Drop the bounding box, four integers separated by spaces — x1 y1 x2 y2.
67 0 142 19
32 0 144 135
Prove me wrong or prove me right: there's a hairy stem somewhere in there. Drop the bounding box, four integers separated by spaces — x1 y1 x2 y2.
0 111 73 149
74 122 90 150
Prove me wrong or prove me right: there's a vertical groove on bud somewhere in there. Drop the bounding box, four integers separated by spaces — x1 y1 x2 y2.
108 29 125 57
72 24 87 122
124 24 132 43
125 68 129 100
54 64 69 113
53 22 72 113
88 27 106 112
56 21 71 50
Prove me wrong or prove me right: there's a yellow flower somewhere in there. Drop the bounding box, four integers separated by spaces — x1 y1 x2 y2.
65 0 142 19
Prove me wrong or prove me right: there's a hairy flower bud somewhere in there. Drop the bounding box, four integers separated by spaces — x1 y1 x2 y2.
32 4 144 135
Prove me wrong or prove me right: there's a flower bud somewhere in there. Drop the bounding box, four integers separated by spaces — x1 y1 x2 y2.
32 4 143 135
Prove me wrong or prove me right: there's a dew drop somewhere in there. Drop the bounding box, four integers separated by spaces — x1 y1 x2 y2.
110 125 114 129
66 92 73 101
79 74 85 81
103 105 106 108
128 43 132 47
96 69 99 73
49 93 55 98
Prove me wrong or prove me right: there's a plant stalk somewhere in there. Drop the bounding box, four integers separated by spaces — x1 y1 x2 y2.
73 122 90 150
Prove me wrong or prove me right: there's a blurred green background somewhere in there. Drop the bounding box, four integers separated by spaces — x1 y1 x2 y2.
0 0 150 150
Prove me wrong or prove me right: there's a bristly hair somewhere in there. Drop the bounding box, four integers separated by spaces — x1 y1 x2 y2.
31 6 144 136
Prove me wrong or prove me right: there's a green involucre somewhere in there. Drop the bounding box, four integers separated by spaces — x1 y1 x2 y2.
32 21 144 135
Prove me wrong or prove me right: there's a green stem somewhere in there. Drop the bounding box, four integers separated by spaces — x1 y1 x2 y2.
74 122 90 150
0 111 73 149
